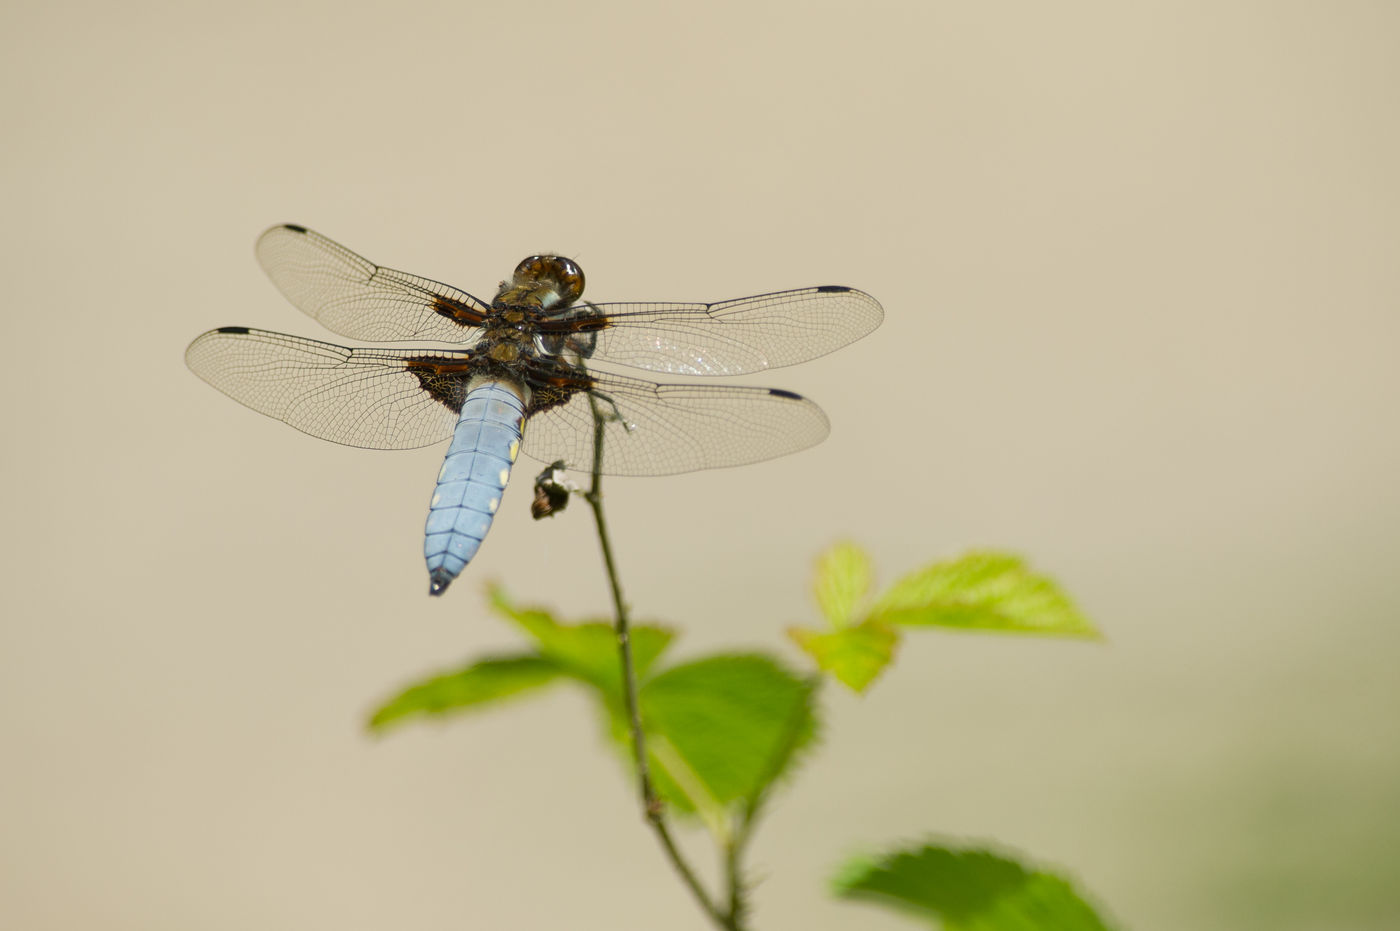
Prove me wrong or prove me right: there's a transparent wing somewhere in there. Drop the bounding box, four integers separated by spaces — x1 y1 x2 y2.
255 224 493 343
186 327 468 450
555 286 882 376
521 371 831 476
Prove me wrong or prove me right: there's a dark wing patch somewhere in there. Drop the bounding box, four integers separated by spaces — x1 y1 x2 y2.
404 357 475 413
431 294 489 328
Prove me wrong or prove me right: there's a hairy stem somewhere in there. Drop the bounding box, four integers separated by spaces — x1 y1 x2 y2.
723 675 813 926
584 398 742 931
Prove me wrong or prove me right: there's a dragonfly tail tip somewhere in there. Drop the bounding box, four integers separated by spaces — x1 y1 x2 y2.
428 570 454 597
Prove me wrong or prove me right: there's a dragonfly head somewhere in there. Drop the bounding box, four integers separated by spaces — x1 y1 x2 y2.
499 255 585 309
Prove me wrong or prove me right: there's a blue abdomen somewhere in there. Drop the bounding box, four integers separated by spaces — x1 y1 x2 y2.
424 380 526 595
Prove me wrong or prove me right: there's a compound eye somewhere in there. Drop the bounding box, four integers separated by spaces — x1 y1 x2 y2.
513 255 586 304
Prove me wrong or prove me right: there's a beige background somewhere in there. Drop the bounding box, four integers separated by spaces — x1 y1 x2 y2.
3 1 1397 928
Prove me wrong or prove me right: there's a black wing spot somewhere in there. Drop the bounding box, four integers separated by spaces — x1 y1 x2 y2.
815 285 852 293
767 388 803 400
215 325 251 334
282 223 309 234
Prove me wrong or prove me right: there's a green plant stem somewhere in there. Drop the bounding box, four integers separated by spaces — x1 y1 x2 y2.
724 834 746 926
722 675 813 926
584 400 742 931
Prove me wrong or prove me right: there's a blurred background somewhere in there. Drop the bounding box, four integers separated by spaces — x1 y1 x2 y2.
3 1 1397 928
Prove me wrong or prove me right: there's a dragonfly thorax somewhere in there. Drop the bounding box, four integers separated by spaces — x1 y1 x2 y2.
487 342 522 363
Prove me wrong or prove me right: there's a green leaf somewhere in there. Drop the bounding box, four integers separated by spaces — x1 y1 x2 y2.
367 655 562 732
814 541 874 628
487 585 674 694
639 654 819 817
832 842 1116 930
789 620 899 693
868 552 1098 637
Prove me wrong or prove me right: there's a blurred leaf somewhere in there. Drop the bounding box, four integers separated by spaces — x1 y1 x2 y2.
832 842 1116 930
814 541 874 628
367 655 562 732
789 620 899 692
869 552 1098 637
487 585 674 694
639 654 819 816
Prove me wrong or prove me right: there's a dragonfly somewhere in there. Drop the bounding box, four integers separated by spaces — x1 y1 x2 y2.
186 225 882 595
